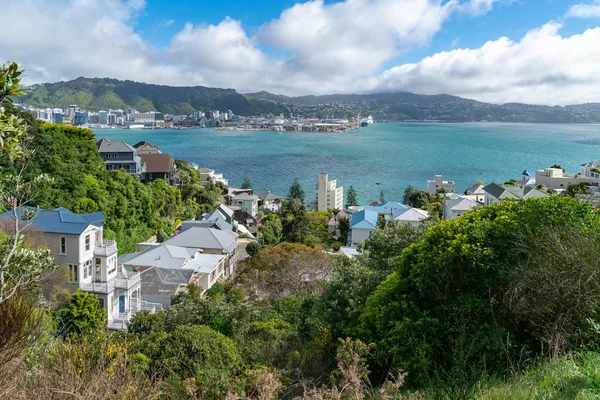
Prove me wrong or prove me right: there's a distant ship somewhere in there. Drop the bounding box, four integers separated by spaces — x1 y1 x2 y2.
127 124 144 129
360 115 374 127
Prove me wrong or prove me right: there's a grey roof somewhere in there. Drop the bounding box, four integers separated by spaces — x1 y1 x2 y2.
140 267 193 297
447 197 481 211
258 191 282 201
198 167 214 173
162 227 238 253
181 254 226 273
467 184 485 194
1 207 104 235
133 141 161 152
182 219 232 232
119 244 197 269
233 192 259 201
484 183 549 200
96 138 136 153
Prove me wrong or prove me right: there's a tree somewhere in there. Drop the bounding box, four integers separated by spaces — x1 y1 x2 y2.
287 178 305 204
406 190 430 209
338 216 350 245
360 197 600 385
403 185 416 205
246 241 261 257
55 290 105 334
379 190 385 203
282 198 309 243
0 61 55 304
346 186 359 207
239 242 336 303
241 177 252 189
260 214 283 245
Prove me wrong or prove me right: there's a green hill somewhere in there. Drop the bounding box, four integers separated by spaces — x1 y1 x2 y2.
22 77 287 116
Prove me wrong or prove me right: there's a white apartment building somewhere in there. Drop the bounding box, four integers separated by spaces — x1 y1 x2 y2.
426 175 456 195
317 173 344 211
1 207 149 330
535 167 597 189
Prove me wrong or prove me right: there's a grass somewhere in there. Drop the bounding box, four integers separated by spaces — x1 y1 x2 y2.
476 352 600 399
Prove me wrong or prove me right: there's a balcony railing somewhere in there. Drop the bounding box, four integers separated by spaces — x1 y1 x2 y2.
94 240 117 256
79 280 115 293
115 271 141 289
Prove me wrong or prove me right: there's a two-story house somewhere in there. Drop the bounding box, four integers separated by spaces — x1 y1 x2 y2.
258 191 283 214
97 138 144 176
139 153 177 185
231 192 259 216
2 207 145 330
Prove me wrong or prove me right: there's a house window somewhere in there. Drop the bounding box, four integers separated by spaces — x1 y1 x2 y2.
98 298 105 309
210 270 216 282
113 153 118 158
85 235 90 251
60 237 67 255
68 264 78 282
106 153 112 159
86 259 92 277
83 264 88 279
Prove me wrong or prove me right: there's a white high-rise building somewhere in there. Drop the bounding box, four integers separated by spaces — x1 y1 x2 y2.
317 173 344 211
426 175 455 195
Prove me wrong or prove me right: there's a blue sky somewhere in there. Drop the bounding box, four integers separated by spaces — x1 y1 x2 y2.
2 0 600 104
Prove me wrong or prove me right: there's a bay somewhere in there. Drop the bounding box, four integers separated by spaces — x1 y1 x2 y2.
92 123 600 204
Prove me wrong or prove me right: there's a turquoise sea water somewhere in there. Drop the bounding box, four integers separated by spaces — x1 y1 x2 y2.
93 123 600 204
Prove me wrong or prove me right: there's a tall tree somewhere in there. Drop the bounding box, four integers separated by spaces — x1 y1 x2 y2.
241 177 252 189
346 186 359 207
402 185 416 205
0 62 54 304
287 178 305 204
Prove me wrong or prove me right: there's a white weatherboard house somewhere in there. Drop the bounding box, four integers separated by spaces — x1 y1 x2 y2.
426 175 456 195
2 207 146 330
443 196 482 220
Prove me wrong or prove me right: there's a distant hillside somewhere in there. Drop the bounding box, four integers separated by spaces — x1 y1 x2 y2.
22 77 287 116
246 91 600 123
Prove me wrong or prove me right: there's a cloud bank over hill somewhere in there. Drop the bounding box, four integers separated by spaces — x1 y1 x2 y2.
2 0 600 105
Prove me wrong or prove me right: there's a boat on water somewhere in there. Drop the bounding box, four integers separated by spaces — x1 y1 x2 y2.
127 124 145 129
376 181 382 185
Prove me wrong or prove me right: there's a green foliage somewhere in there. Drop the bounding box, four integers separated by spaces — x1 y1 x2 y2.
246 241 261 257
346 185 359 207
360 197 600 386
259 213 283 245
22 77 288 115
282 198 309 243
287 178 305 203
567 182 589 197
55 290 105 335
127 310 166 335
241 177 252 189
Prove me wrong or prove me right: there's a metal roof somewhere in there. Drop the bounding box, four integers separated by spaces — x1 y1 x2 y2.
96 138 136 153
162 227 238 253
1 206 104 235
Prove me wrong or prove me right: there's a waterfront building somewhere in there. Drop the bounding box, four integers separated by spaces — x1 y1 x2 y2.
317 173 344 211
535 167 596 189
443 195 482 220
73 111 88 126
426 175 455 195
231 192 259 217
258 191 283 214
98 110 108 125
139 153 177 185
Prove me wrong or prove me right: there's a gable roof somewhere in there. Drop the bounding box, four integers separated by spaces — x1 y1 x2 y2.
162 227 238 253
350 209 378 230
393 208 429 222
467 184 485 195
484 183 548 200
96 138 135 153
446 197 481 212
133 141 161 153
139 153 174 173
1 206 104 235
258 191 282 201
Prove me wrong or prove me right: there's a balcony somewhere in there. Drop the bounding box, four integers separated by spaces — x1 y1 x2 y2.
79 280 115 294
94 239 117 256
115 271 141 290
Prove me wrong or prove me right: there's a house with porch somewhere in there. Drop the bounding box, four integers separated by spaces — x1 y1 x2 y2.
139 153 177 186
1 207 147 330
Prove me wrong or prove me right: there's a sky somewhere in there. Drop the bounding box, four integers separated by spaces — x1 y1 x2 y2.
2 0 600 105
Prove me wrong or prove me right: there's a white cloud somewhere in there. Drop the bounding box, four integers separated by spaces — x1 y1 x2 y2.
377 22 600 105
158 19 175 28
567 0 600 18
1 0 599 105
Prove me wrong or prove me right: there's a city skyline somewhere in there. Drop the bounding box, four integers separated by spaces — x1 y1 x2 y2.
3 0 600 105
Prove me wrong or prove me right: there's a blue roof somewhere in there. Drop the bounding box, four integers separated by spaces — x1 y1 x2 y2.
364 201 411 219
350 209 378 230
2 207 104 235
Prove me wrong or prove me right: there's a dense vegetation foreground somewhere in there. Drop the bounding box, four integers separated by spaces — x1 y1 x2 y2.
3 63 600 398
